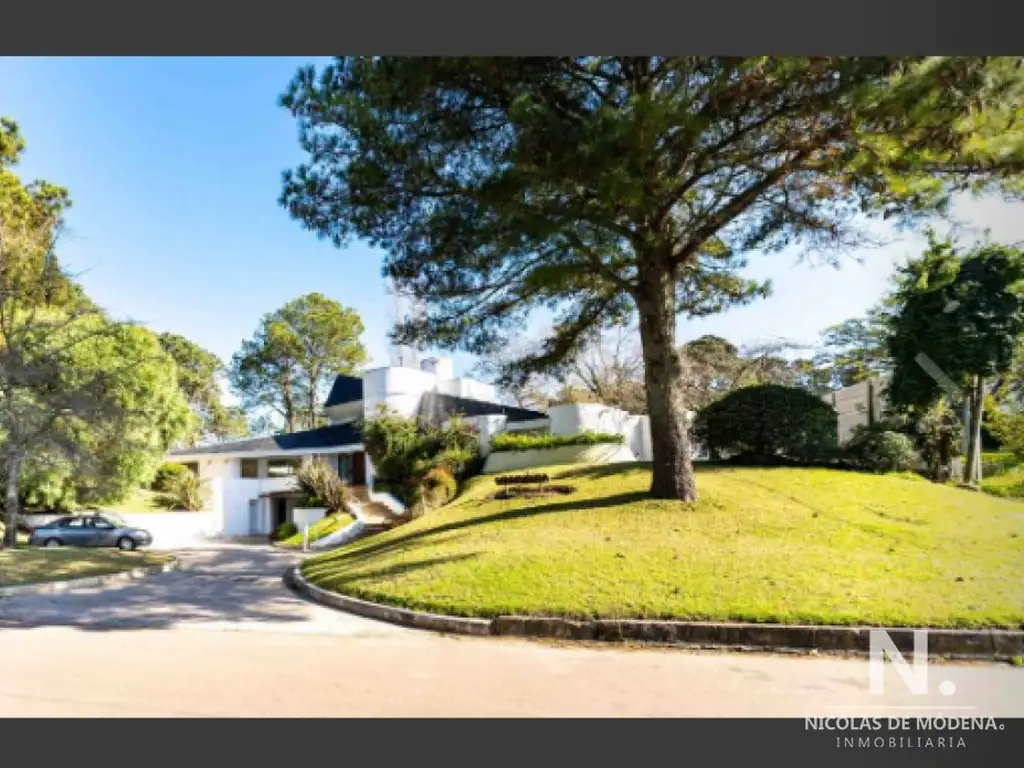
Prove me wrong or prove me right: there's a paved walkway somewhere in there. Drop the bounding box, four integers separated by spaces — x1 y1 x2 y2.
1 546 1021 717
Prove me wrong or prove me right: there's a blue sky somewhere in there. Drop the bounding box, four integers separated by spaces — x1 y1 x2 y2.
4 57 1024 382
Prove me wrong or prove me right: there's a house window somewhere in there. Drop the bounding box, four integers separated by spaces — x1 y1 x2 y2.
267 458 301 478
240 459 259 479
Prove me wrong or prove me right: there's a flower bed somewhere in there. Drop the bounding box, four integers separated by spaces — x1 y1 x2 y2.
489 431 624 453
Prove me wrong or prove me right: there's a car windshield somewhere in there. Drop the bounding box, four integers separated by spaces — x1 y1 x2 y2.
99 513 126 527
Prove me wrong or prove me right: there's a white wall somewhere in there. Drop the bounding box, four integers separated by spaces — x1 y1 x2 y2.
325 400 362 425
548 403 636 437
292 507 327 531
222 478 263 536
435 377 498 402
119 511 222 549
636 416 653 461
198 456 238 482
362 366 440 419
482 442 638 473
458 414 507 457
420 357 454 381
503 418 549 433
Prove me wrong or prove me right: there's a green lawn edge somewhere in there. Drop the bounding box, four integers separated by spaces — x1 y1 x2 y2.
301 462 1024 629
0 548 174 587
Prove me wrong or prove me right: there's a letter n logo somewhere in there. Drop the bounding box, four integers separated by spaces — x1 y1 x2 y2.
869 630 928 695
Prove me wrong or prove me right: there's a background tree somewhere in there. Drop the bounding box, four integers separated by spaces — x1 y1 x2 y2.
789 357 835 397
814 313 891 388
8 320 195 515
562 325 646 413
1 119 192 541
886 231 1024 484
230 293 367 432
678 335 810 410
678 336 745 411
282 57 1024 500
158 332 247 446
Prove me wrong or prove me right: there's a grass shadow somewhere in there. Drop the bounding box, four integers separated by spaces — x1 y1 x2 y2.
314 491 651 569
554 462 651 480
308 553 480 591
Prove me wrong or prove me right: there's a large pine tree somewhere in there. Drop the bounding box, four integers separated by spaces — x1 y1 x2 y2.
280 57 1024 500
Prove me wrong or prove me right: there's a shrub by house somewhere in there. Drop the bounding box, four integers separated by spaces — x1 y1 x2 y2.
489 432 624 453
693 384 838 465
295 457 350 513
360 406 480 513
842 424 920 474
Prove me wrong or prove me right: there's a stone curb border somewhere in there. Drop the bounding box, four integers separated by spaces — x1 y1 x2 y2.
285 565 492 635
285 566 1023 660
0 557 179 598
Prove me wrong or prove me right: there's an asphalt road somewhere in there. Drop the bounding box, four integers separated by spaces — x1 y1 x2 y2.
1 547 1021 717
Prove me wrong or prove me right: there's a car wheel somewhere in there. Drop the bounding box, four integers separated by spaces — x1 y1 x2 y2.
117 537 136 552
44 539 62 548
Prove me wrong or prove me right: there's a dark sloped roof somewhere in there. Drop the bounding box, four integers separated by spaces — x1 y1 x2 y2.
417 391 547 426
169 423 362 457
324 375 364 407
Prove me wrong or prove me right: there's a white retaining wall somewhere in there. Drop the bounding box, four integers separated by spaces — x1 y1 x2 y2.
22 510 220 549
481 442 638 474
119 511 221 549
292 507 327 531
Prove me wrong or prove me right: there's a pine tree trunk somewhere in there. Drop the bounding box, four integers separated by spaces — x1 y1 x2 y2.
963 375 984 485
637 263 697 502
2 453 24 549
283 376 297 433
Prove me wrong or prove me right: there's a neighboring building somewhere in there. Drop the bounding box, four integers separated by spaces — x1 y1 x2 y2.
167 357 657 539
825 376 889 444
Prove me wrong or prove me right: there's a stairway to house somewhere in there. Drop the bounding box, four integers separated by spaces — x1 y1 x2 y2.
310 485 407 551
348 485 408 529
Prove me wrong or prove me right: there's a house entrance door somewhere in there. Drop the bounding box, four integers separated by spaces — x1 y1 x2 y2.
338 452 367 485
338 454 353 484
273 498 288 529
352 452 366 485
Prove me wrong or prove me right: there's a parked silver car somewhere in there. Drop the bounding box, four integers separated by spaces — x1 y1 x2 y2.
29 514 153 551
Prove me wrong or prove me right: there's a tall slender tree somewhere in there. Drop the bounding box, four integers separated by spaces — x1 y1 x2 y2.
281 57 1024 500
229 293 367 432
887 231 1024 484
158 332 247 445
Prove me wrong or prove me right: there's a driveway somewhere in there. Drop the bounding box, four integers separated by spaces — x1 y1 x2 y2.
1 545 1021 717
0 546 405 636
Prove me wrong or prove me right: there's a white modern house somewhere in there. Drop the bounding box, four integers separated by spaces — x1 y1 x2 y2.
167 356 656 539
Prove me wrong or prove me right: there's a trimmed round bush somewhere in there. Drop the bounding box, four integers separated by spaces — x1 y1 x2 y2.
272 521 298 542
693 384 838 465
423 467 458 507
151 462 191 492
844 426 920 473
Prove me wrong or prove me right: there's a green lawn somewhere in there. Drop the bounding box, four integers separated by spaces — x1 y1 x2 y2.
0 548 173 587
279 512 356 548
302 463 1024 628
980 451 1024 499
